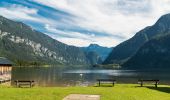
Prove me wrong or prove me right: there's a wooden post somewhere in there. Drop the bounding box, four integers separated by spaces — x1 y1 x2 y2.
112 81 114 86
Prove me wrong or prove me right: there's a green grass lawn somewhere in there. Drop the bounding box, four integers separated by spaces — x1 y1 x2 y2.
0 84 170 100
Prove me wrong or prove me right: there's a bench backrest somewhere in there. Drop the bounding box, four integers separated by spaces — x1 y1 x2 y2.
15 80 35 82
138 80 159 82
97 79 116 81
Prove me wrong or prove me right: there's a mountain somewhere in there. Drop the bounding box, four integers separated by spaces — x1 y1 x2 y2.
85 51 103 65
104 13 170 65
0 16 89 65
123 33 170 69
81 44 112 61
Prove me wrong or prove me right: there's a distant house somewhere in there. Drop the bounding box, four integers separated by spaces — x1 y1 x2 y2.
0 57 13 75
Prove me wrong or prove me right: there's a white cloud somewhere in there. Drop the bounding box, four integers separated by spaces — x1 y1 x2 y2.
45 24 91 39
0 4 57 26
1 0 170 47
55 37 119 47
0 4 39 21
30 0 170 47
45 24 122 47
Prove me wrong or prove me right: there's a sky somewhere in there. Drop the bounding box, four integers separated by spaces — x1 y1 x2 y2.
0 0 170 47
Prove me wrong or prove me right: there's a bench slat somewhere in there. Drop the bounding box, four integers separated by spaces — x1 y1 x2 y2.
97 79 116 87
15 80 34 82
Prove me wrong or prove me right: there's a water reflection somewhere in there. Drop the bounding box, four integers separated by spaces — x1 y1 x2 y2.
11 67 170 87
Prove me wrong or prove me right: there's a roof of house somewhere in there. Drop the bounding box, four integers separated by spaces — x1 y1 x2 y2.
0 57 13 66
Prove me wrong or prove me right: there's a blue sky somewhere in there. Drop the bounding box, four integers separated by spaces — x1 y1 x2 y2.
0 0 170 47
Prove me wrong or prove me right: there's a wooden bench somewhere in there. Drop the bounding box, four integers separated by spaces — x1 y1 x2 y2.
97 79 116 86
138 79 159 88
0 79 10 84
14 80 35 88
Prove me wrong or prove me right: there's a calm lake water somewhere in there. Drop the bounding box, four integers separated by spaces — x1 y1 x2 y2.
11 67 170 86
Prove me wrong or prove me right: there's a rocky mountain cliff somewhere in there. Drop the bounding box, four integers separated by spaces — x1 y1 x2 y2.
0 16 89 65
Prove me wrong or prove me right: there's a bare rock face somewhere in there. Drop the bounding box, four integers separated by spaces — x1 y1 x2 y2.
0 16 89 65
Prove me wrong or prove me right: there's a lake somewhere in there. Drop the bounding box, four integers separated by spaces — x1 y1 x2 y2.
11 67 170 87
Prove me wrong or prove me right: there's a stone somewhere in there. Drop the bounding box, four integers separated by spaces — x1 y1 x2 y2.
63 94 100 100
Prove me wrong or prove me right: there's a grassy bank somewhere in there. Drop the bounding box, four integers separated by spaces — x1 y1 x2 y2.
0 84 170 100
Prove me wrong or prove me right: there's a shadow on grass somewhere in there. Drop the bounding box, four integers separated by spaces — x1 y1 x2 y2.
134 85 157 88
132 85 170 93
147 87 170 93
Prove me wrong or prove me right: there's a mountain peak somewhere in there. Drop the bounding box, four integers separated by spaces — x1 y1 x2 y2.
81 44 112 61
155 13 170 26
159 13 170 19
104 13 170 65
89 44 100 47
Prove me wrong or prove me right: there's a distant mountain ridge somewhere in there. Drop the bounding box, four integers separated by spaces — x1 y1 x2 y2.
81 44 112 61
0 16 90 65
104 13 170 65
123 33 170 69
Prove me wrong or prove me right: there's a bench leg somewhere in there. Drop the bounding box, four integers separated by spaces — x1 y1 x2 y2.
30 82 32 88
155 82 158 88
16 81 19 87
113 82 114 86
31 82 33 88
140 82 143 87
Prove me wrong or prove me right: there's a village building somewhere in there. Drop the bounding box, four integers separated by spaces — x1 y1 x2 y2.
0 57 13 83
